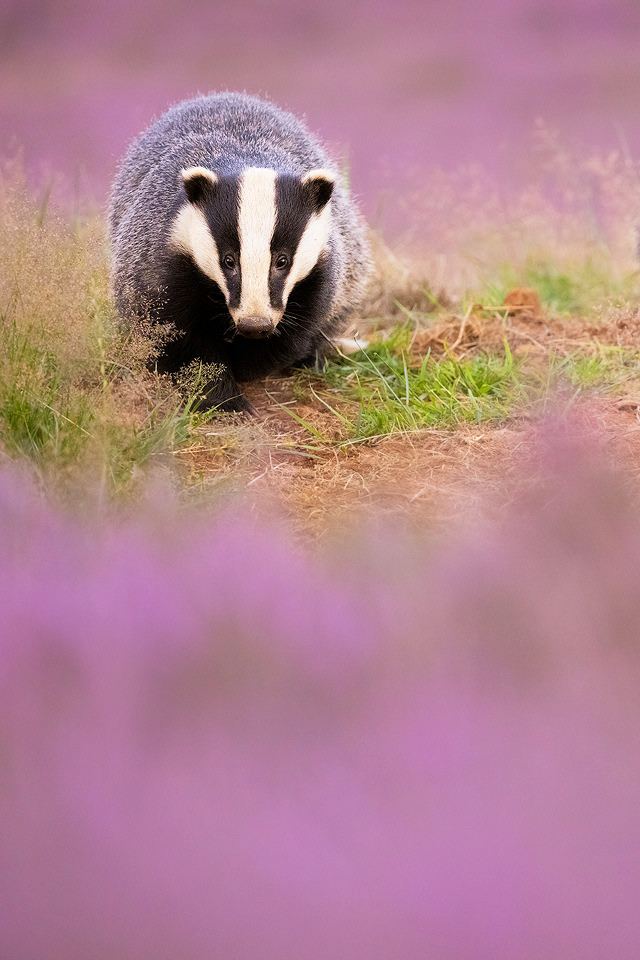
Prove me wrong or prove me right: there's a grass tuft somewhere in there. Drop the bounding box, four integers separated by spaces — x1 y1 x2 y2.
297 336 526 439
0 162 218 494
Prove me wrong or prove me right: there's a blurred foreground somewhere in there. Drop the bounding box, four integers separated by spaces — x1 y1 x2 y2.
1 425 640 959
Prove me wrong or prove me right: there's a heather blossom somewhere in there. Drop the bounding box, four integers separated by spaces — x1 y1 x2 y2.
1 428 639 959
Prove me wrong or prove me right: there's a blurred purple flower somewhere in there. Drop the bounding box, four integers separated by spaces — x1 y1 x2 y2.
1 426 640 959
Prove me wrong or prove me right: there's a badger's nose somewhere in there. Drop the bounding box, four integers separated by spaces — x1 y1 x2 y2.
235 315 275 339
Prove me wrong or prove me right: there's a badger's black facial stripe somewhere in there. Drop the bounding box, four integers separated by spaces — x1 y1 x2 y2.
270 176 317 307
202 176 242 309
273 176 318 248
271 174 333 311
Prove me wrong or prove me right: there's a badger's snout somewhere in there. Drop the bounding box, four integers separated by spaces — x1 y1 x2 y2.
235 315 275 339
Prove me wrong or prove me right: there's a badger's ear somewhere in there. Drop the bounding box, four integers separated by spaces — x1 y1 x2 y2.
301 168 335 211
181 166 218 205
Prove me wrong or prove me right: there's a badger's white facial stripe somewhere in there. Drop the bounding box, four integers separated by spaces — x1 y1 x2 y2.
282 201 332 304
236 168 278 321
168 204 230 302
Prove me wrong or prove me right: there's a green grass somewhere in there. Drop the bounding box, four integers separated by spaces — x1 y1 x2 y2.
0 177 231 494
0 320 94 464
318 342 524 437
0 309 218 491
0 276 218 494
289 327 640 444
553 346 640 392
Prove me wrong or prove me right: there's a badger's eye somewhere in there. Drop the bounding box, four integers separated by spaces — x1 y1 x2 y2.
222 254 236 272
275 254 289 271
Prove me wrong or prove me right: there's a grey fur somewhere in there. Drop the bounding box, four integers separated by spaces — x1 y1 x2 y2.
108 92 371 366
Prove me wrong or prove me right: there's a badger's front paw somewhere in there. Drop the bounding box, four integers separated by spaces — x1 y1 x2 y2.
197 383 256 415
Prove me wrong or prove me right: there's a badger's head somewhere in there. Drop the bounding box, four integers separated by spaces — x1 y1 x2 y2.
169 165 335 338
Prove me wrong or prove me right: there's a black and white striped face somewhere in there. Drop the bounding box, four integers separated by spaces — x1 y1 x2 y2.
169 165 334 338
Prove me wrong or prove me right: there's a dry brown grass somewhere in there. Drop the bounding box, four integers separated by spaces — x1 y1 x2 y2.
0 160 196 490
0 162 107 377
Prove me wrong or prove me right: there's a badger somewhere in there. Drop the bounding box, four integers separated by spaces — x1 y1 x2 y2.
108 92 371 413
